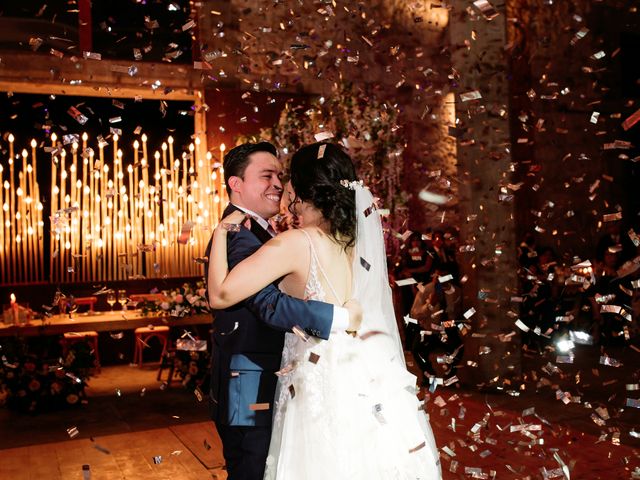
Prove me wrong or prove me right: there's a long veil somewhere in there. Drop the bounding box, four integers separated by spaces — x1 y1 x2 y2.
351 183 405 366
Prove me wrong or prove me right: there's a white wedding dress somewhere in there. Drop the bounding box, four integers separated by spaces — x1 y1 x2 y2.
264 186 441 480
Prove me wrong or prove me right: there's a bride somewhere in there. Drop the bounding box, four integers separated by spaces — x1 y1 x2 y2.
208 142 440 479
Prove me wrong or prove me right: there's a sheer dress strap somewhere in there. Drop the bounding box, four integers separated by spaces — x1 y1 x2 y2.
299 229 342 304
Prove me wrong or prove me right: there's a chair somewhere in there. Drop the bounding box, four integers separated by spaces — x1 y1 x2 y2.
73 296 98 312
133 326 170 366
157 347 178 385
61 331 101 372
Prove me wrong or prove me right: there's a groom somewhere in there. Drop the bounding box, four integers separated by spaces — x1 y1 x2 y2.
204 141 361 480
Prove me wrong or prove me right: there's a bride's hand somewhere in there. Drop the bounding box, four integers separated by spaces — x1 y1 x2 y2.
217 211 250 233
344 299 362 333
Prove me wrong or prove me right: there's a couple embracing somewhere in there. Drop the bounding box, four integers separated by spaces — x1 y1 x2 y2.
205 141 440 480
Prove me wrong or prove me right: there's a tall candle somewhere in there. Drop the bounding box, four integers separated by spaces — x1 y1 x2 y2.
30 139 38 281
97 141 105 280
0 164 4 282
153 150 161 274
219 143 226 220
141 134 150 275
89 148 96 278
49 133 57 283
10 293 18 324
70 142 78 282
168 136 175 277
160 142 168 276
127 163 135 279
81 133 88 281
59 149 67 282
115 149 123 279
19 149 28 282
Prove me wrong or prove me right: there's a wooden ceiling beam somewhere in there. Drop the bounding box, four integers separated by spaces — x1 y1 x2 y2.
0 50 202 101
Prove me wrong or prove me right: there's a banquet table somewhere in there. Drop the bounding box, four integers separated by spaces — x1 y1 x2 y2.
0 310 212 337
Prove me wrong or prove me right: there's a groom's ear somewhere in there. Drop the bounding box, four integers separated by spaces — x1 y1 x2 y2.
228 176 242 193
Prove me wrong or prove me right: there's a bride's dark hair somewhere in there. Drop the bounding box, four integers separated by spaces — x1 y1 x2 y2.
289 142 357 249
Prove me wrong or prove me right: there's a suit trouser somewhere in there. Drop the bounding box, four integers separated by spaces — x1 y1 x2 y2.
217 424 271 480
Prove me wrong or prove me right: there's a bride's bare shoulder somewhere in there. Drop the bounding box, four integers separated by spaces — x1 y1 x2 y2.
269 228 308 248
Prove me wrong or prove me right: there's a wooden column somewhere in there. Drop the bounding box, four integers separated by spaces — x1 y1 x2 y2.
78 0 93 53
449 0 521 387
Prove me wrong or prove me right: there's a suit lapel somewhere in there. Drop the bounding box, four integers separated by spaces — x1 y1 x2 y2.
250 218 273 245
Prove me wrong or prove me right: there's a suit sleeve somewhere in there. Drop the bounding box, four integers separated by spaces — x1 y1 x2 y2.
226 229 334 340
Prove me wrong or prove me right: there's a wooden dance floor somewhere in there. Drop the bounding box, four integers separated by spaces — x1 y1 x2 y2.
0 422 227 480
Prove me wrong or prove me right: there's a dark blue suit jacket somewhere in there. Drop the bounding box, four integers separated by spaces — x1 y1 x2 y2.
205 204 333 427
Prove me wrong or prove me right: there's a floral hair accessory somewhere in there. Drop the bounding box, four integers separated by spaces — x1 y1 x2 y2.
339 179 365 190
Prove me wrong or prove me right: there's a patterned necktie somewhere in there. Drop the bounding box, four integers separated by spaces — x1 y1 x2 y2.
266 220 277 237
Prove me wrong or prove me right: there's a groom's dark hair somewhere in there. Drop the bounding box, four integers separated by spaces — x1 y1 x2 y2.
223 142 278 196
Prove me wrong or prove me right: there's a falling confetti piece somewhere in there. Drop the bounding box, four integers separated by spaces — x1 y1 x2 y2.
622 108 640 131
314 131 334 142
373 403 387 424
67 106 88 125
473 0 499 20
360 257 371 271
194 387 203 402
409 442 426 454
460 90 482 102
359 330 386 341
219 322 239 336
395 278 417 286
276 363 295 376
292 325 310 342
419 190 448 205
626 398 640 408
177 221 195 244
93 444 111 455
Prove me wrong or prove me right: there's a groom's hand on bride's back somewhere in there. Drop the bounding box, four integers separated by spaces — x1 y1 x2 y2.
344 299 362 332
